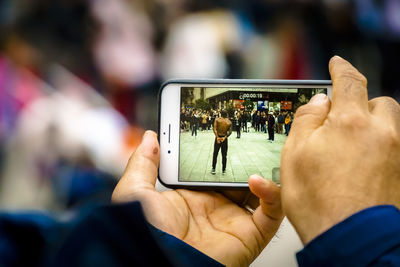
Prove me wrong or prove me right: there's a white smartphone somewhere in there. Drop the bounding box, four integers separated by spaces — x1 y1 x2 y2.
158 79 332 189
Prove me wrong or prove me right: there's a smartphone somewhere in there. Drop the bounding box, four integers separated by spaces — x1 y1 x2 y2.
158 79 332 189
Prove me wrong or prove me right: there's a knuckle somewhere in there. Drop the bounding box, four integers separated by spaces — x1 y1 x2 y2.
335 111 367 128
376 96 396 103
294 104 324 119
383 126 400 147
294 105 309 119
370 97 400 124
376 96 400 110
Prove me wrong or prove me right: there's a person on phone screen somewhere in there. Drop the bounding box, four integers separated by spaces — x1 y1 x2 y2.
211 110 232 175
236 111 241 138
267 112 275 142
191 110 199 137
284 112 291 136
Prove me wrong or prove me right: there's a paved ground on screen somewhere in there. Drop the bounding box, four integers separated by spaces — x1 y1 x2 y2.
179 129 287 183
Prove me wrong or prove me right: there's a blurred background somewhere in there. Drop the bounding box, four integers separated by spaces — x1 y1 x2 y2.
0 0 399 265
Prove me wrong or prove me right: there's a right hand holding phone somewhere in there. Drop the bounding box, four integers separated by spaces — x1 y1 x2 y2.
281 56 400 244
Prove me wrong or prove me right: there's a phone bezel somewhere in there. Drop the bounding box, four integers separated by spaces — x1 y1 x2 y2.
158 79 332 189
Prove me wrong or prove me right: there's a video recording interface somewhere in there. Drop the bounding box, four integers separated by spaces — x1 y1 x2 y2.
179 86 327 183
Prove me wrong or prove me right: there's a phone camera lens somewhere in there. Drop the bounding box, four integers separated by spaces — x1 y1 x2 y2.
168 150 171 154
163 132 166 135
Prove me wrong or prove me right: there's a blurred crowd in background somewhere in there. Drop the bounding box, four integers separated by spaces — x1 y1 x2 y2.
0 0 399 212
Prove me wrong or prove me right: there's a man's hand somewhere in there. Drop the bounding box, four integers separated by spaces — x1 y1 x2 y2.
112 131 283 267
281 56 400 244
216 137 226 143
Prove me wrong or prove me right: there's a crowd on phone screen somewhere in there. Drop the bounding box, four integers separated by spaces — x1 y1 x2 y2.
180 107 294 142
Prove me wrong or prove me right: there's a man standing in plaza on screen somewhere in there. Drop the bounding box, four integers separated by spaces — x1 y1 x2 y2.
211 110 232 175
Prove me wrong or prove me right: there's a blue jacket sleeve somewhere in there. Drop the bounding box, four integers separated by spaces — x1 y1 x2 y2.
0 202 223 267
296 205 400 267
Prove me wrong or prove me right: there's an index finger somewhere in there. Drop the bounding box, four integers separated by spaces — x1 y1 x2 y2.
329 56 369 113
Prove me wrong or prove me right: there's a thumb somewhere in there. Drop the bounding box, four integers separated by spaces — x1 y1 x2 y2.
249 175 283 241
112 130 160 202
289 93 330 140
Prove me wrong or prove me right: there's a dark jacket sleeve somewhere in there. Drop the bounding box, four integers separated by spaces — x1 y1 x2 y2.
0 202 224 267
296 205 400 267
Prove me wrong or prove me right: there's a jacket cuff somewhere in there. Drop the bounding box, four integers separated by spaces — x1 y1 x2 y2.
147 222 224 267
296 205 400 267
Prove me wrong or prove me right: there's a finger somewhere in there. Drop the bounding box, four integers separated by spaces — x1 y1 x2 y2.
329 55 369 113
124 130 159 189
112 131 160 202
249 175 282 219
368 97 400 130
248 175 283 240
289 94 330 140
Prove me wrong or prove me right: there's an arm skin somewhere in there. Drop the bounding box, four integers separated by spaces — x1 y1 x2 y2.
213 119 218 138
227 121 232 137
213 118 223 144
223 121 232 142
220 120 232 143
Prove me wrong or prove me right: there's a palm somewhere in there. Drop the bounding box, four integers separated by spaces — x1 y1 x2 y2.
135 188 268 267
112 131 282 266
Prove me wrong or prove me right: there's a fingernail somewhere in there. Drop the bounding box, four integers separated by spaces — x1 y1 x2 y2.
140 131 158 154
141 130 156 146
249 174 263 180
309 94 328 105
144 130 156 138
250 175 270 186
260 177 271 186
330 55 343 66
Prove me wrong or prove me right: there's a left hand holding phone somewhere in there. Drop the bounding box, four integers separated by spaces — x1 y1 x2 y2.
112 130 283 267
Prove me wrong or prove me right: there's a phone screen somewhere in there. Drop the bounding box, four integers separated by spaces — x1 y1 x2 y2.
179 86 327 184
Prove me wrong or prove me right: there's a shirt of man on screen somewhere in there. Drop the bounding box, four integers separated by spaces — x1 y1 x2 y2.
235 111 241 138
267 112 275 142
213 110 232 144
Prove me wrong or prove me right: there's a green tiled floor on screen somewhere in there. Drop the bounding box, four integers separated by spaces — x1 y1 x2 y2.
179 129 287 183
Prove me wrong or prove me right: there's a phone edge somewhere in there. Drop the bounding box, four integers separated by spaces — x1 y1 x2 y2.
157 79 332 190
